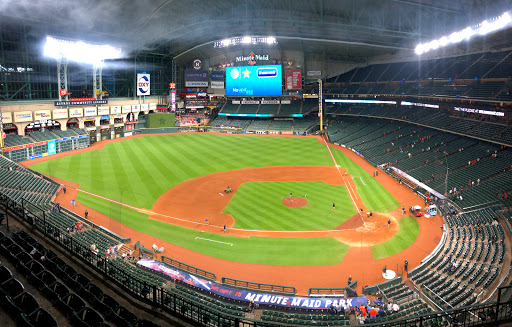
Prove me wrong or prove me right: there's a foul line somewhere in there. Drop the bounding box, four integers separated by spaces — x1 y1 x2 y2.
77 189 362 234
195 237 233 246
360 177 366 186
321 135 367 229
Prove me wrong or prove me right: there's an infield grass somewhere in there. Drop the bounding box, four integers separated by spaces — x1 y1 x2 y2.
79 191 350 266
370 216 420 260
224 181 357 230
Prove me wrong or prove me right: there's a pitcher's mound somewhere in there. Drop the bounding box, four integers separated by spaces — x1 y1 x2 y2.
282 197 307 207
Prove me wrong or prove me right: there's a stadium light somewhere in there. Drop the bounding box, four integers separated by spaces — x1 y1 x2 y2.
43 36 122 64
415 11 512 55
242 36 251 44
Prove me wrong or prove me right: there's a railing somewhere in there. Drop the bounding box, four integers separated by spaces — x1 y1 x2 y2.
2 191 512 326
161 256 216 281
221 277 296 295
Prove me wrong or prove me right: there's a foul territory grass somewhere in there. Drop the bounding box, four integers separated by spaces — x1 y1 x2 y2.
371 216 420 260
224 181 357 231
330 147 400 213
78 192 350 266
31 134 333 209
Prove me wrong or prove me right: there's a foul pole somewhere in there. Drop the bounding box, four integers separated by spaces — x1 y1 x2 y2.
318 79 323 131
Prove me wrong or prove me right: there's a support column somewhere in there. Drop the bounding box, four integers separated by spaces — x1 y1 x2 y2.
93 64 103 100
57 59 69 101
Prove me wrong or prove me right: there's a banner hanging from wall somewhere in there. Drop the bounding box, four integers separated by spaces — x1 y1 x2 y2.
47 140 56 155
137 71 151 96
285 70 302 89
210 71 225 89
137 259 366 309
185 70 208 87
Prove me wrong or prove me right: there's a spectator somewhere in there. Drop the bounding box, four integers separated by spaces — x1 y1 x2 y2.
392 303 400 312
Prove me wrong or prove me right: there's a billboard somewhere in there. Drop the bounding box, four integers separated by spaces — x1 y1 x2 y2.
1 112 12 124
226 65 282 96
52 109 68 119
211 71 225 89
285 70 302 89
138 259 366 309
185 70 208 87
137 72 151 96
34 110 52 121
47 140 56 155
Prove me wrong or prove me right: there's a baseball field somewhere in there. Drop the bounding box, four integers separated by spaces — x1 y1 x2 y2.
26 133 443 293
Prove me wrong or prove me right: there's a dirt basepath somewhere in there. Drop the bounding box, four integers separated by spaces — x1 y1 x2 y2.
21 133 443 295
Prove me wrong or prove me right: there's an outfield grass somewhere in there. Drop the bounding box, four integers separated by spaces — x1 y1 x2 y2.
79 191 350 266
371 216 420 260
224 181 356 230
32 134 333 209
330 147 400 213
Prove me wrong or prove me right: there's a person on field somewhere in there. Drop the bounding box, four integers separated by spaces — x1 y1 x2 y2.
388 219 391 228
71 199 75 207
332 203 335 210
404 259 408 272
85 210 89 219
223 224 226 233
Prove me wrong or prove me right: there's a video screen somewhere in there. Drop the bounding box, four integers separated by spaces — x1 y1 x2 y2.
226 65 282 96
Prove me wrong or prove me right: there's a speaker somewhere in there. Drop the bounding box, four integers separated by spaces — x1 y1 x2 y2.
346 287 357 298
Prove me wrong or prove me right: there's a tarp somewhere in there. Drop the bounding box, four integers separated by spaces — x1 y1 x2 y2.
390 167 446 200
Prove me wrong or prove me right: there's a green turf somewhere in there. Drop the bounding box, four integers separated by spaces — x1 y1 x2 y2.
224 181 356 231
78 191 350 266
32 134 333 209
370 216 420 260
330 147 400 213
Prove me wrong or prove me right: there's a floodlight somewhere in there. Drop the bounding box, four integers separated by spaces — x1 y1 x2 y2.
221 39 230 46
414 11 512 55
267 37 276 44
242 36 251 44
43 36 122 64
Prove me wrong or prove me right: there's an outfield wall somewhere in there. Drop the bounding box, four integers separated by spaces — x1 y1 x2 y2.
1 135 90 162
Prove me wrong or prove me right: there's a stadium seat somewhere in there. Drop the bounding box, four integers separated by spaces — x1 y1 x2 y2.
134 319 160 327
32 270 56 291
57 293 86 317
77 283 104 304
66 273 91 293
0 266 13 284
111 306 138 327
21 307 58 327
0 278 24 298
42 281 69 303
71 307 105 327
96 293 120 316
5 291 40 318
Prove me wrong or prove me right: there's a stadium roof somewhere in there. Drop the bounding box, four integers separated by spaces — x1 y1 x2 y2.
1 0 511 62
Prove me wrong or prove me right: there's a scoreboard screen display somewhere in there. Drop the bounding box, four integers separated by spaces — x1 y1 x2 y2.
226 65 282 96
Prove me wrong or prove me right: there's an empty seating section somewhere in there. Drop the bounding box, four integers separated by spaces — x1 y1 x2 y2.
26 130 58 142
247 119 271 131
258 104 280 115
293 116 318 132
269 120 293 131
411 208 504 310
323 49 512 100
302 99 318 113
238 104 260 114
70 127 88 135
221 103 240 113
279 101 302 115
3 134 34 147
52 128 78 138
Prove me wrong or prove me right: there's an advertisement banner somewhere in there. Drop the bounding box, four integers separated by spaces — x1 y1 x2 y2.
307 71 321 76
282 131 293 135
281 100 291 104
3 141 46 152
47 140 56 155
232 100 240 104
14 111 33 123
69 108 84 118
54 100 107 106
122 105 132 114
131 104 140 113
226 65 282 96
261 100 280 105
294 131 307 135
269 131 280 135
98 107 110 116
137 72 151 96
149 103 157 110
84 107 97 117
286 70 302 89
211 71 225 81
141 104 149 112
210 81 225 89
185 70 208 87
255 131 268 134
1 112 13 124
242 100 260 104
52 109 68 120
138 259 366 309
110 106 121 115
34 110 52 121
